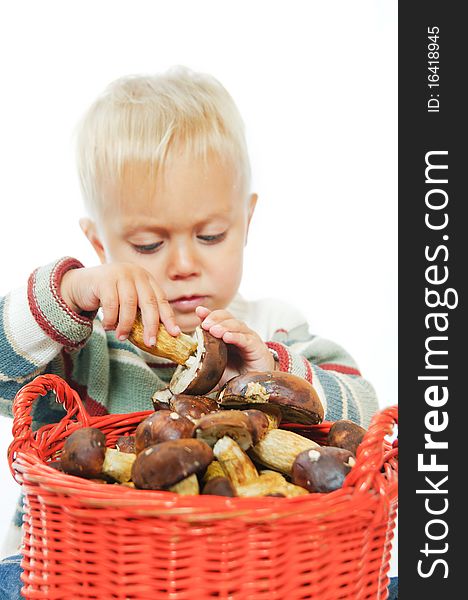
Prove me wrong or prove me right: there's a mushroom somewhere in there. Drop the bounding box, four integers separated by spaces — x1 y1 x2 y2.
291 446 356 493
128 310 197 364
249 428 320 476
217 371 324 424
60 427 136 483
134 410 196 454
195 410 255 450
131 439 213 490
327 420 366 456
167 394 219 423
169 474 200 495
202 476 236 497
169 326 228 396
213 435 259 489
235 470 309 498
151 388 174 409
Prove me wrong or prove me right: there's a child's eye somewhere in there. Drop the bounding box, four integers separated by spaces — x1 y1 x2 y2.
132 242 163 254
197 233 226 243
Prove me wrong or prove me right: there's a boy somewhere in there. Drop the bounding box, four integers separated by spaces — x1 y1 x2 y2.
0 66 380 595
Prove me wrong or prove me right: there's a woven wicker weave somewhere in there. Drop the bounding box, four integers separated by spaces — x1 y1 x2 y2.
8 374 398 599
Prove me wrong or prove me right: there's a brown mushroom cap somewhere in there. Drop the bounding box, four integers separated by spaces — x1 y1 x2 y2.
218 371 324 425
169 327 228 396
152 388 174 410
134 410 196 454
291 446 355 493
202 476 237 497
60 427 106 478
131 439 214 490
327 420 366 455
169 394 219 422
242 409 270 444
195 410 254 450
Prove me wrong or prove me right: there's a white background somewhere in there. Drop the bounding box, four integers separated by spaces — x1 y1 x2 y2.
0 0 397 575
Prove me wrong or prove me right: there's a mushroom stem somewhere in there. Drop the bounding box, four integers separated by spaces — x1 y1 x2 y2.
203 460 226 482
236 471 309 497
129 312 197 365
213 436 258 488
249 429 320 475
102 448 136 483
169 474 200 495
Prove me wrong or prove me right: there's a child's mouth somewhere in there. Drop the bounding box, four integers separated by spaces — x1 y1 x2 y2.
169 296 207 312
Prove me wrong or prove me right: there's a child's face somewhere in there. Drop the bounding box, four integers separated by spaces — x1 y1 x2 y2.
82 154 256 333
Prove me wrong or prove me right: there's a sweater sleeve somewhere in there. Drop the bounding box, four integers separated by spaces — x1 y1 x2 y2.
0 257 96 418
266 323 379 429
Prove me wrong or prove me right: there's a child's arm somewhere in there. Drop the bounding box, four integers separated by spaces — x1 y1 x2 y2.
0 257 97 416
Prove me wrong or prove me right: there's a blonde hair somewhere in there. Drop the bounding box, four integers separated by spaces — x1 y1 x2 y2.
75 66 251 215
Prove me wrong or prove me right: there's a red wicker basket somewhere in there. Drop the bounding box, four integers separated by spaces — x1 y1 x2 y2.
8 374 398 599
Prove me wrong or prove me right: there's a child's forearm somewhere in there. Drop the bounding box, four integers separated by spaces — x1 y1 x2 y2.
0 257 96 413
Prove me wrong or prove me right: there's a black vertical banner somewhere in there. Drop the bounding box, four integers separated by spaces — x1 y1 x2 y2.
399 3 465 598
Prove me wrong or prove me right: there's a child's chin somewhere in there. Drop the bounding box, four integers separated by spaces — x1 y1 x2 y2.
176 314 200 335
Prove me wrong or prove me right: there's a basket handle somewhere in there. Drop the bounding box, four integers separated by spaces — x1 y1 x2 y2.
342 405 398 493
8 374 90 473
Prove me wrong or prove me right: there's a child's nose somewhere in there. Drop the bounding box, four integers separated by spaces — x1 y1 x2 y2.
167 244 200 280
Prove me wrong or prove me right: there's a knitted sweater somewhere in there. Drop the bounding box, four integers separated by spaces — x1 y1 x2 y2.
0 257 378 429
0 256 378 556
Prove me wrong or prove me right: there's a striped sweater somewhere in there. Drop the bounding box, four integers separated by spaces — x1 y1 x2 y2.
0 256 379 556
0 257 378 430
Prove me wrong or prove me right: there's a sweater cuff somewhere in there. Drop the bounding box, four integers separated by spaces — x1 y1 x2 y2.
28 257 96 349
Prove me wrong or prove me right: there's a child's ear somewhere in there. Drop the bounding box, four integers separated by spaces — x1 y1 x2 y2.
79 218 106 264
245 193 258 245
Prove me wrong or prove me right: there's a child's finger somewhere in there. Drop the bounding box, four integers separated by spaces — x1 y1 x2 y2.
115 278 138 340
100 281 119 330
200 309 234 329
149 281 180 336
222 330 253 349
195 305 211 320
207 318 251 337
135 280 160 346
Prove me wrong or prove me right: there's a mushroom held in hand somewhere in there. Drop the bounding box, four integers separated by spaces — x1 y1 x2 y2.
134 410 196 454
128 310 197 364
218 371 324 424
169 326 228 396
327 420 367 456
131 439 213 490
291 446 355 493
60 427 136 483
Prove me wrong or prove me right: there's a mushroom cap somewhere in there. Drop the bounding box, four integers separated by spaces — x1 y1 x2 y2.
152 388 174 410
218 371 324 424
291 446 355 493
134 410 196 454
170 327 227 396
241 409 270 444
170 394 219 423
60 427 106 478
195 410 254 450
327 420 366 456
131 438 214 490
202 476 236 497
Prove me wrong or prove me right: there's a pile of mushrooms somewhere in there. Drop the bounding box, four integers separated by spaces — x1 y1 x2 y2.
54 319 367 496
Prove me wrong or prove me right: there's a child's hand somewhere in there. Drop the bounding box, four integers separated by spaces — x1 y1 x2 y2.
61 263 180 345
195 306 275 388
